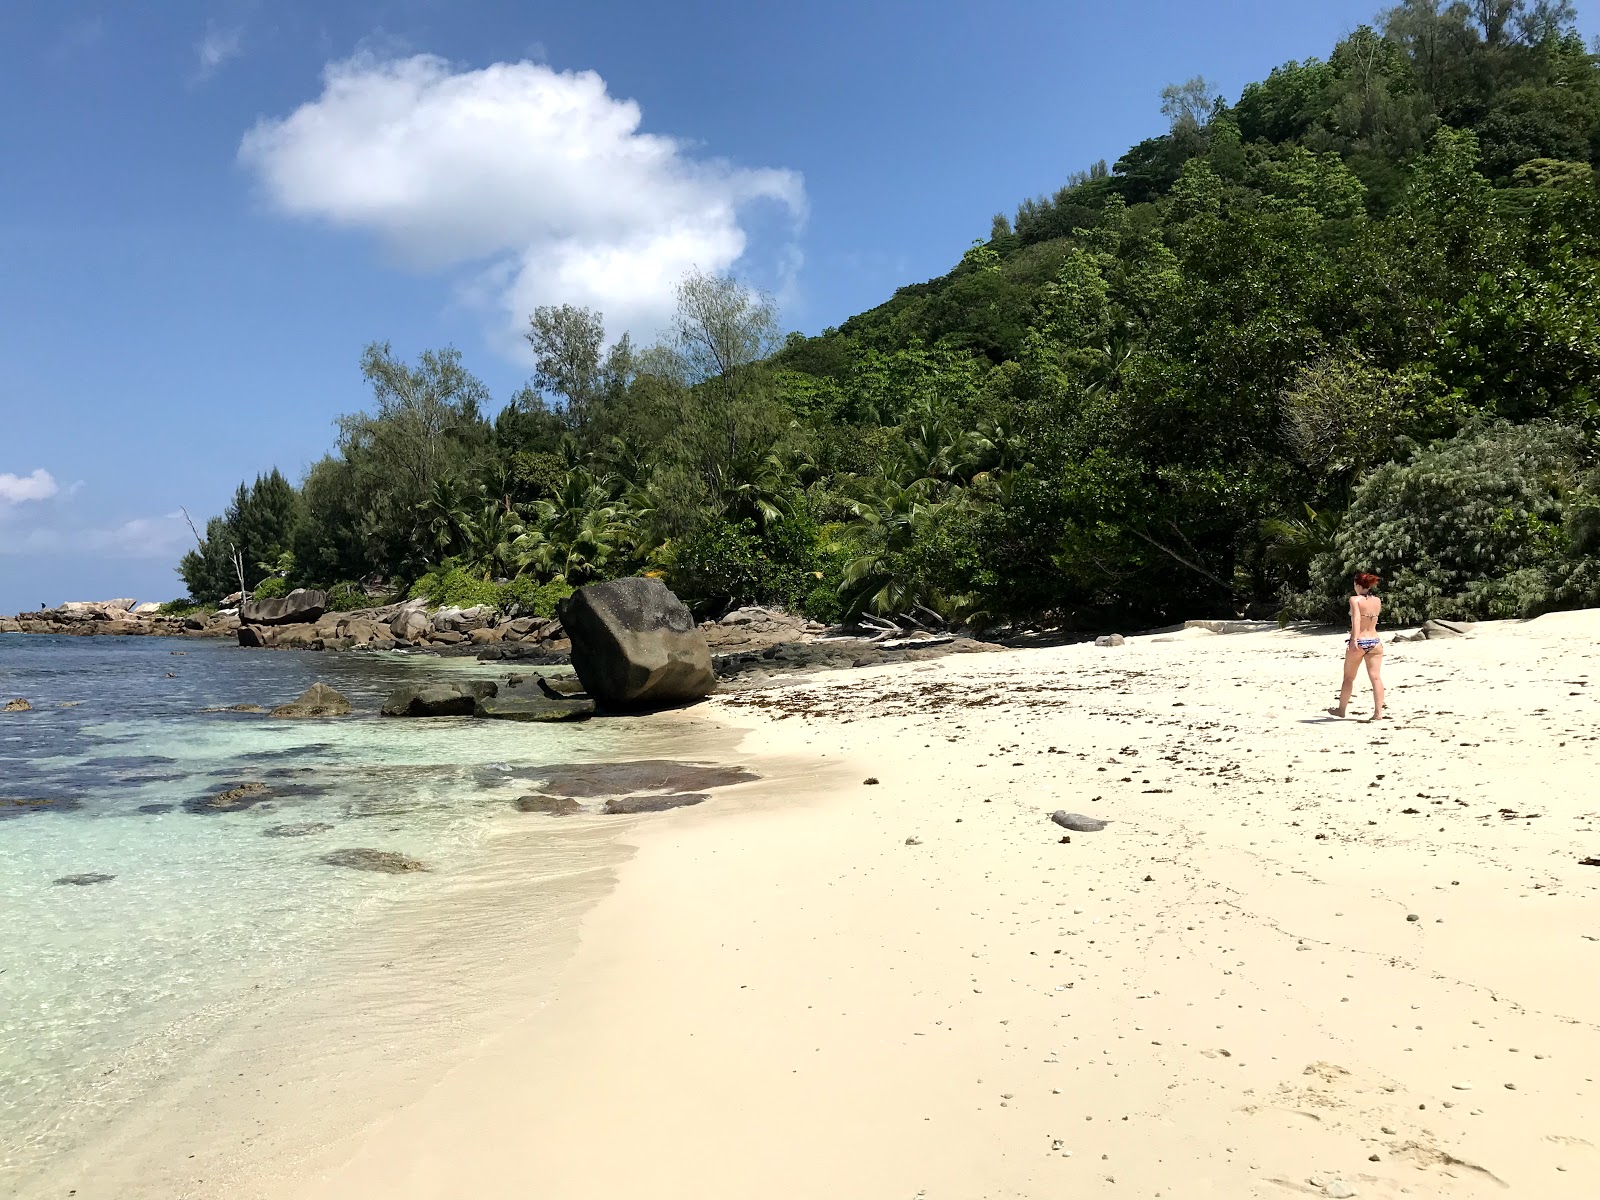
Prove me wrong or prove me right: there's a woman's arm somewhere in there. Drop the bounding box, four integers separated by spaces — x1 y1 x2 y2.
1348 597 1360 643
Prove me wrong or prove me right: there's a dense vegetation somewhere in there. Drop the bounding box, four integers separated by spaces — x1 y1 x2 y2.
181 1 1600 629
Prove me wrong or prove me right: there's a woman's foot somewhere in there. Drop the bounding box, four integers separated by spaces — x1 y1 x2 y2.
1327 707 1346 718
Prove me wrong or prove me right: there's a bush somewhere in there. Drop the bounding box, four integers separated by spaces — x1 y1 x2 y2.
252 577 289 602
1292 422 1597 624
496 576 574 618
326 582 368 612
667 516 825 616
407 564 500 610
158 598 204 616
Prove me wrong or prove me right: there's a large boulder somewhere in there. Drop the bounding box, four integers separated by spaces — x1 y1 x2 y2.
240 589 328 627
432 606 495 634
381 680 498 718
390 607 431 642
563 578 715 711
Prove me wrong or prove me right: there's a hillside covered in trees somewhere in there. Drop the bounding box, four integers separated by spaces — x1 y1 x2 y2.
181 0 1600 631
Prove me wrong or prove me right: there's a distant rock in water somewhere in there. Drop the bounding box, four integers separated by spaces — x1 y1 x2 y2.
563 578 715 711
269 683 352 719
201 703 267 714
239 588 328 627
3 698 32 712
136 803 175 815
513 795 583 815
603 792 709 814
263 822 334 838
381 681 497 717
53 873 115 886
320 848 429 873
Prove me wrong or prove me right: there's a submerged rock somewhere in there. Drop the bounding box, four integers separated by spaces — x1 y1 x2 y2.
475 695 595 723
136 803 175 815
564 577 715 711
319 848 429 873
534 759 758 798
189 781 270 813
53 873 115 886
3 698 32 712
0 796 83 819
514 795 584 815
603 792 710 814
201 703 267 713
263 821 335 838
269 682 352 719
381 681 497 717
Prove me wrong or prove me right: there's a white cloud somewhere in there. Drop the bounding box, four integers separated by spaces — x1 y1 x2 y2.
0 469 58 505
238 54 805 344
196 22 244 81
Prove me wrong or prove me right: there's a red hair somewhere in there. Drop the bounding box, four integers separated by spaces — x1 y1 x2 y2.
1354 572 1381 591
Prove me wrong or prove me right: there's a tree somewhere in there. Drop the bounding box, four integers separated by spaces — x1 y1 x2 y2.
523 305 635 438
1161 76 1222 135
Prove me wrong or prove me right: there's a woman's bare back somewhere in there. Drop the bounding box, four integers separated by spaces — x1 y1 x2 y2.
1352 594 1381 637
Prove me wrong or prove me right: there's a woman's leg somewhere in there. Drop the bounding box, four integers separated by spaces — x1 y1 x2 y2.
1364 647 1385 720
1330 646 1363 716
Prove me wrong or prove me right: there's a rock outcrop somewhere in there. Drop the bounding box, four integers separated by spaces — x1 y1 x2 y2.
563 578 716 711
240 589 328 627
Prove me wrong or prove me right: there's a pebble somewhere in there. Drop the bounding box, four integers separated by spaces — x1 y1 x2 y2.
1324 1182 1357 1199
1406 913 1420 922
1452 1082 1473 1091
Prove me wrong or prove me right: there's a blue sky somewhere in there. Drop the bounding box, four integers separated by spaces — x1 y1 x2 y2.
4 0 1596 612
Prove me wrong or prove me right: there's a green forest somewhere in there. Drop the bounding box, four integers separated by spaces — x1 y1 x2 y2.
181 0 1600 631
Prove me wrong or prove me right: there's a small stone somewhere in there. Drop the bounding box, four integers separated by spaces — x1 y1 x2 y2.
1323 1182 1357 1199
2 698 32 712
863 777 880 785
1451 1082 1473 1091
1503 1082 1516 1090
1406 913 1420 922
52 873 115 886
1380 1126 1396 1135
905 836 923 846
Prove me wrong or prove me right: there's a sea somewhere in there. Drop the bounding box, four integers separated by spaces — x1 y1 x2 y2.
0 633 720 1197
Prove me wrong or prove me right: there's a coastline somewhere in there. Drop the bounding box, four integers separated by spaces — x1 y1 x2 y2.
281 615 1597 1198
22 615 1600 1198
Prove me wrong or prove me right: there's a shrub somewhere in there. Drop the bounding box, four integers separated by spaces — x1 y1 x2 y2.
252 576 289 602
496 576 574 618
407 564 500 610
158 598 204 616
667 516 825 616
1292 422 1597 624
326 582 368 612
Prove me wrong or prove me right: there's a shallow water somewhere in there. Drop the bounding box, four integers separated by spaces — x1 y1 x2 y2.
0 634 653 1183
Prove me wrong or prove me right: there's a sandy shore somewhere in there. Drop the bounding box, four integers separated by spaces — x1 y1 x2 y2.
253 617 1594 1196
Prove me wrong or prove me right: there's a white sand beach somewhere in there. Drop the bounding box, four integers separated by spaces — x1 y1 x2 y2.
244 613 1600 1199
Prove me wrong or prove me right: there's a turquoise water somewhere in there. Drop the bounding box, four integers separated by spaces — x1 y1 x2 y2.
0 634 640 1184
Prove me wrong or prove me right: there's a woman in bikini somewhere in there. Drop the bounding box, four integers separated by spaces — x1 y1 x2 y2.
1329 572 1385 721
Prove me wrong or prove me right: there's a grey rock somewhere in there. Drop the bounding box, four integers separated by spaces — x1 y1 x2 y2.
474 694 595 723
53 873 115 886
190 781 270 813
1421 619 1474 639
1051 811 1109 833
603 792 710 814
390 607 432 642
269 682 352 719
1095 635 1125 648
513 795 584 815
1323 1182 1357 1199
381 681 498 718
563 577 716 711
240 589 328 627
319 848 429 873
535 759 758 798
262 822 335 838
